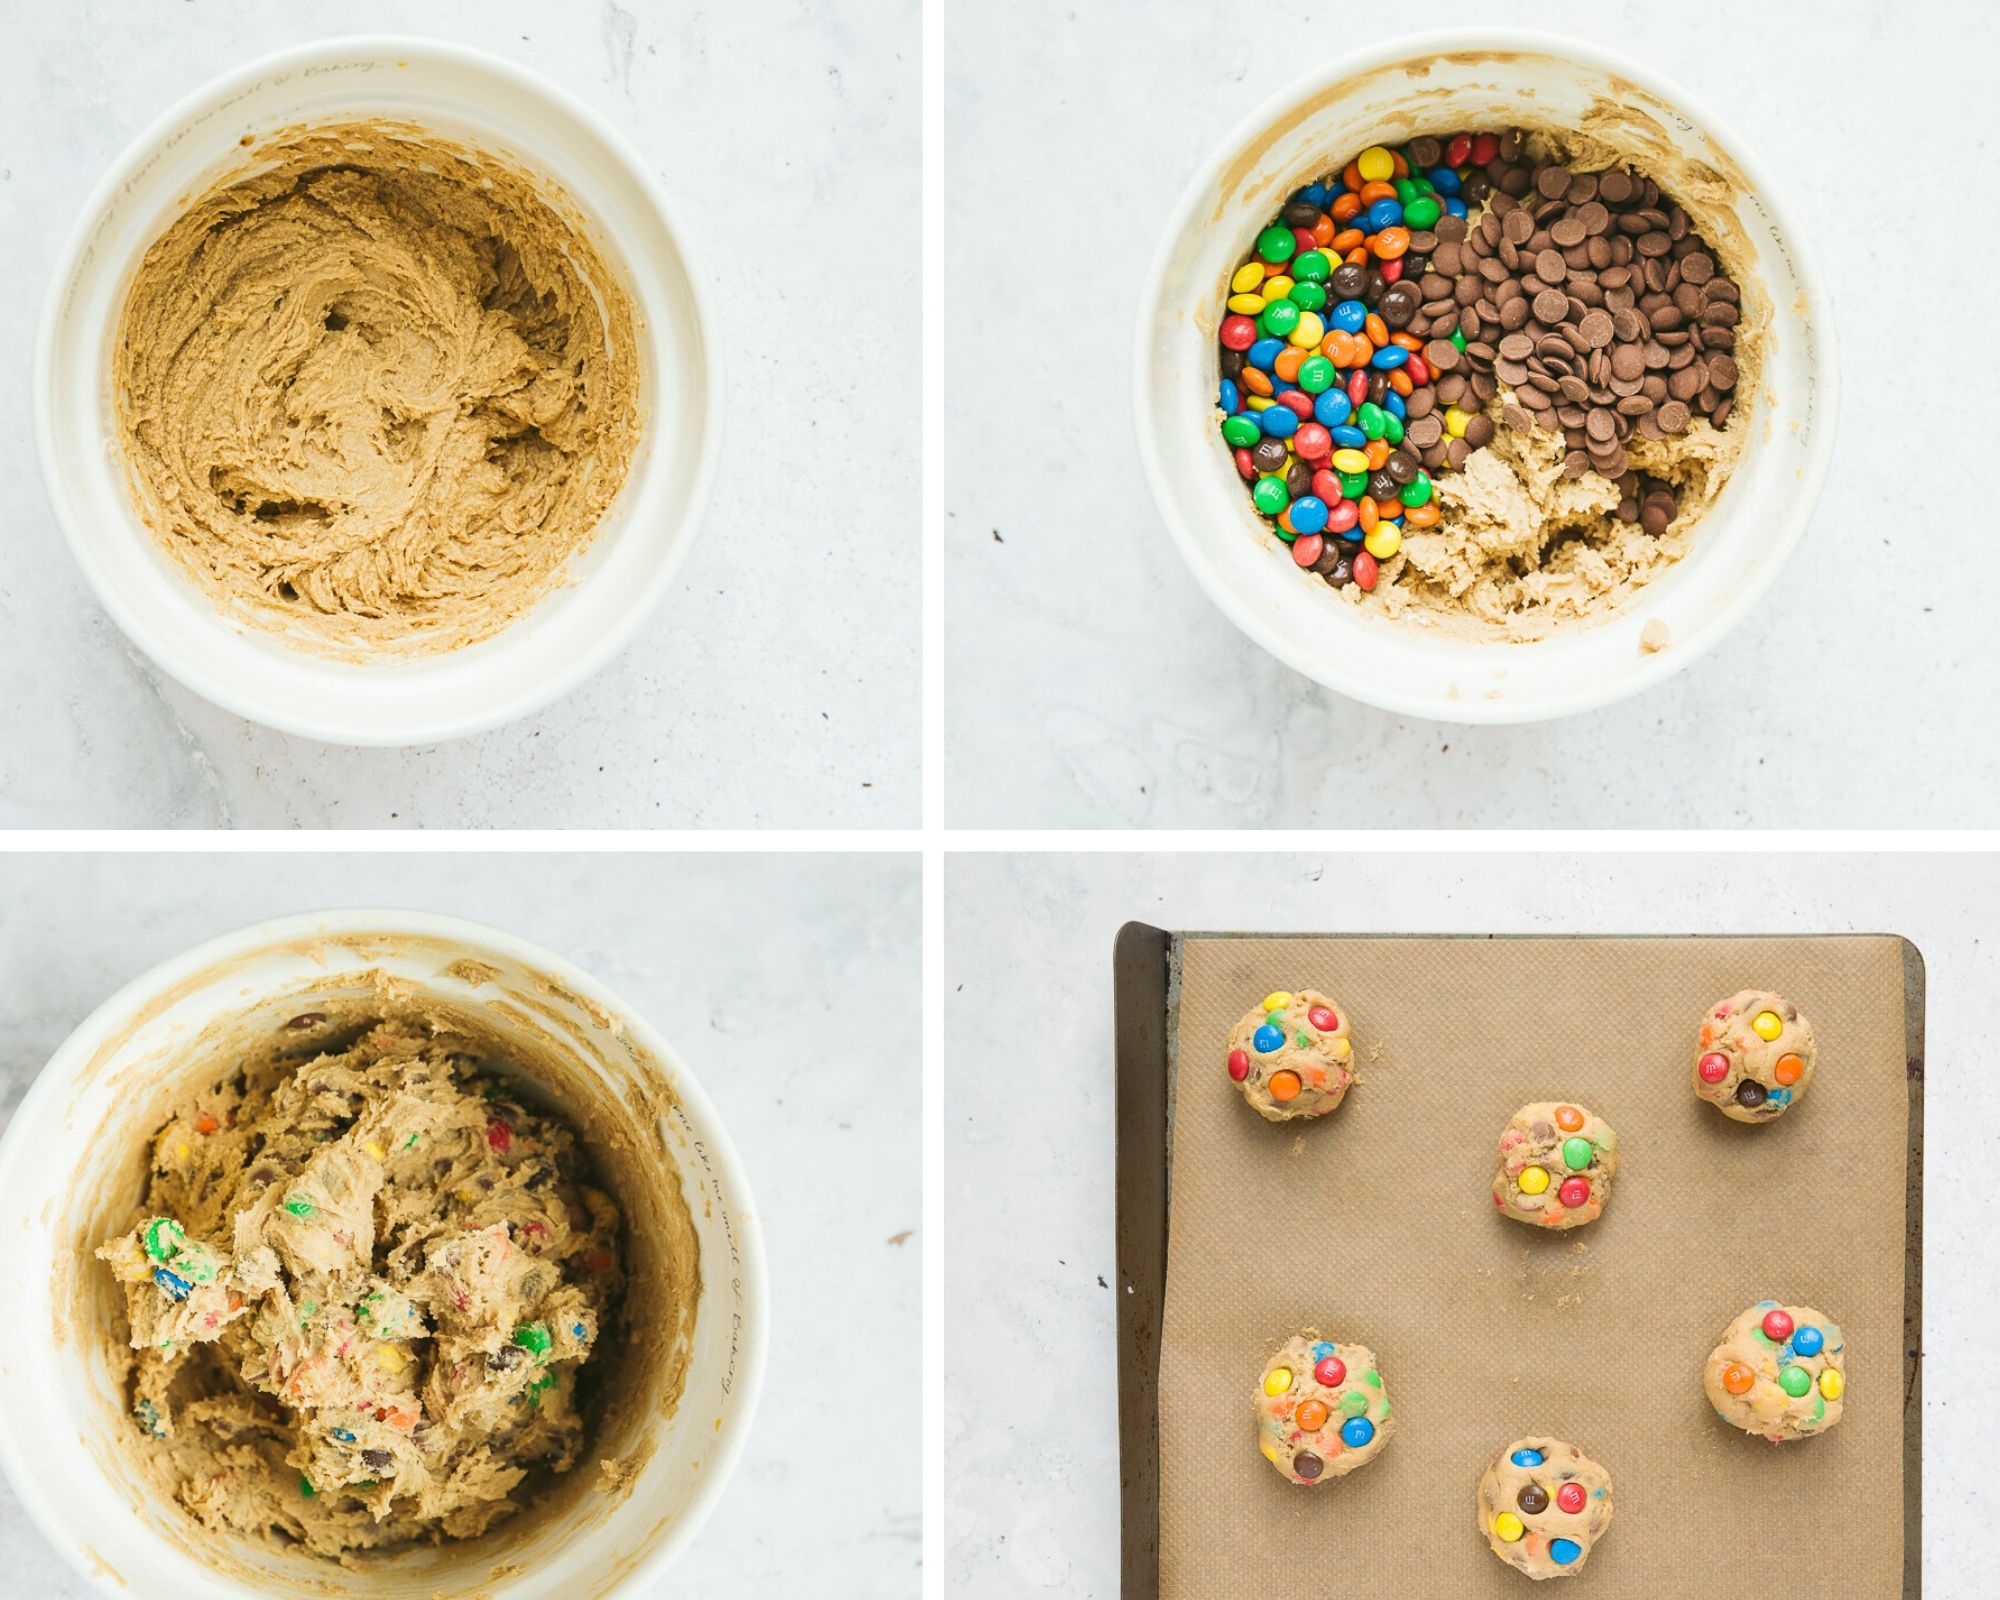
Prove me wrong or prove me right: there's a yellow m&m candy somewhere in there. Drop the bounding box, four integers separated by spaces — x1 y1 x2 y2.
1517 1166 1550 1196
1264 1367 1294 1398
1819 1369 1844 1401
1356 145 1394 182
1493 1513 1526 1543
1262 991 1293 1013
1752 1010 1784 1040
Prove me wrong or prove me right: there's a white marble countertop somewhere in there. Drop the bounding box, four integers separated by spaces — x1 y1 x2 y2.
0 0 917 828
0 851 920 1597
945 852 2000 1597
946 0 1999 827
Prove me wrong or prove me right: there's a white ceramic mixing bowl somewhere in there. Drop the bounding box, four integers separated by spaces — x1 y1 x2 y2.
0 910 766 1600
1135 28 1836 723
37 37 720 744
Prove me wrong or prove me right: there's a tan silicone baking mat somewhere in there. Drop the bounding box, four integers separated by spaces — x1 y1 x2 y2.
1156 934 1916 1597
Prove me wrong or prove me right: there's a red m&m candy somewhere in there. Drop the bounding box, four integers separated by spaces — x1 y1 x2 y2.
1308 1006 1337 1031
1762 1308 1794 1342
1314 1355 1346 1386
1557 1177 1590 1208
1220 314 1258 351
1556 1482 1586 1514
1698 1052 1730 1083
1227 1049 1250 1082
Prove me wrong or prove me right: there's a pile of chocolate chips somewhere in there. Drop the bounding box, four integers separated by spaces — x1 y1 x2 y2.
1397 131 1743 527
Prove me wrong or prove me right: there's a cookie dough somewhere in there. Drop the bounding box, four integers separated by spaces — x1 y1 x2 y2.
1225 990 1353 1121
1492 1102 1618 1229
94 1010 626 1557
1477 1438 1614 1579
113 121 642 657
1703 1301 1846 1442
1373 124 1765 640
1256 1333 1394 1484
1693 989 1816 1121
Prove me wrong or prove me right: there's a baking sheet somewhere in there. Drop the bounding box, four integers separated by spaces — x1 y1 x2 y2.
1120 931 1922 1598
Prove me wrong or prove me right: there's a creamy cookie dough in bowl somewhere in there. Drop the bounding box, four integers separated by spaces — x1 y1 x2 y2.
37 37 719 744
1136 28 1834 722
0 911 766 1600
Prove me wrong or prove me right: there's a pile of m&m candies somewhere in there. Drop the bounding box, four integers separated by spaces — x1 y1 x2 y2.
1216 134 1502 590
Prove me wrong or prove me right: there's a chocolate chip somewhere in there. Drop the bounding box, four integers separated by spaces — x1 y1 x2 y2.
1424 338 1461 373
1657 399 1691 433
361 1448 392 1470
286 1013 326 1031
1577 309 1614 349
1463 413 1495 449
1598 169 1634 204
1532 288 1569 324
1536 165 1571 199
1707 353 1738 390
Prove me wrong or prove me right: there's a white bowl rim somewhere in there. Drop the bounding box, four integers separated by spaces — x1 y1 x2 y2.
1132 24 1840 725
0 905 769 1600
33 34 725 746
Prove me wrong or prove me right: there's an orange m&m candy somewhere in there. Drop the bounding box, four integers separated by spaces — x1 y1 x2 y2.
1775 1054 1804 1085
1270 1070 1302 1103
1296 1399 1328 1432
1554 1105 1584 1132
1722 1362 1755 1396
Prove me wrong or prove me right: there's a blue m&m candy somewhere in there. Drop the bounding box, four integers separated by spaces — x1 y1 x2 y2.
1329 298 1367 334
1288 496 1329 536
1313 390 1352 428
1550 1539 1582 1565
1247 337 1285 371
1510 1448 1544 1468
1253 1024 1284 1053
1340 1416 1375 1448
153 1266 193 1301
1792 1325 1824 1357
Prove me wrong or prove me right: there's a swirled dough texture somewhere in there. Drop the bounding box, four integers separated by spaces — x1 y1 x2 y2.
113 121 642 656
1477 1437 1614 1579
94 1010 629 1558
1703 1301 1847 1442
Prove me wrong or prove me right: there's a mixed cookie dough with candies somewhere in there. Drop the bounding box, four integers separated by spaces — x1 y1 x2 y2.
1255 1334 1394 1483
1225 989 1353 1121
1477 1438 1614 1579
1492 1102 1618 1229
1213 127 1758 638
1693 989 1816 1121
94 1007 626 1556
1703 1301 1846 1441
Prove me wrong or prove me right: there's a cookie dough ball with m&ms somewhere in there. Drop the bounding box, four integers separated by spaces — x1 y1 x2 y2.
1477 1438 1614 1580
1704 1301 1847 1442
1492 1102 1618 1229
1694 990 1816 1121
1255 1333 1394 1484
1225 989 1353 1121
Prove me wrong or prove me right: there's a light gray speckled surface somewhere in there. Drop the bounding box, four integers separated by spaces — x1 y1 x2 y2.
946 0 2000 826
945 852 2000 1597
0 852 920 1598
0 0 917 828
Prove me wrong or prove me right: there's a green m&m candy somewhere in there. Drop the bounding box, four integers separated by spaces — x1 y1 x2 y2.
1222 414 1261 448
1400 473 1433 508
1259 299 1300 338
1256 224 1296 264
1561 1137 1594 1170
1291 250 1331 283
1252 476 1290 516
1403 195 1442 230
1296 356 1335 394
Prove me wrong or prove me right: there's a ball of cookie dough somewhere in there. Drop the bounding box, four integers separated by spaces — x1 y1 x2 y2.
1477 1438 1614 1579
1693 990 1816 1121
1226 990 1352 1121
1492 1102 1618 1229
1703 1301 1847 1441
1255 1333 1394 1484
